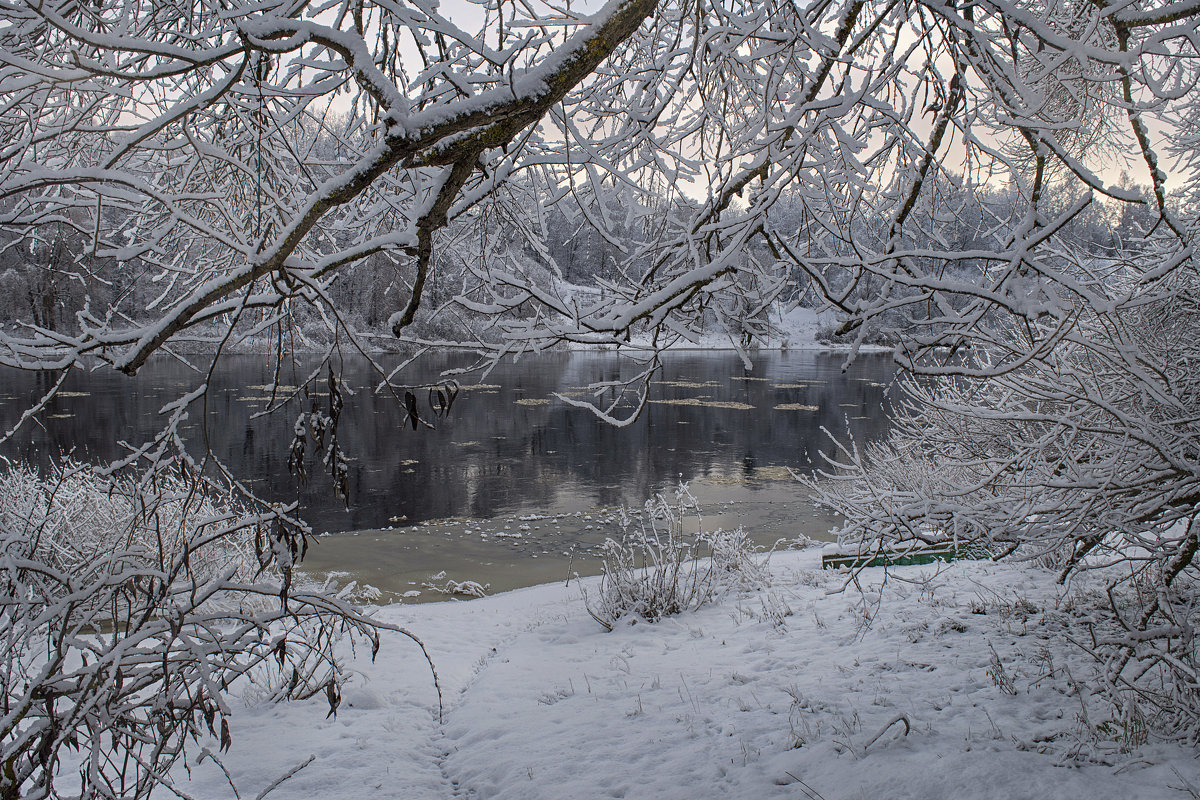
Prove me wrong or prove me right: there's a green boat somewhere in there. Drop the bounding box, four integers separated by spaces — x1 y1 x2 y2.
821 542 992 570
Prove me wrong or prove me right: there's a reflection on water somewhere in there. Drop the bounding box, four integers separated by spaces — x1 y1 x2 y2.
0 349 896 598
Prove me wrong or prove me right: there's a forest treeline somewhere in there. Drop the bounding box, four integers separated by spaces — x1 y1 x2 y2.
0 172 1158 348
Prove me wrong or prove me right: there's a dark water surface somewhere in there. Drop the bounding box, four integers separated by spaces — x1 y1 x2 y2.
0 350 896 599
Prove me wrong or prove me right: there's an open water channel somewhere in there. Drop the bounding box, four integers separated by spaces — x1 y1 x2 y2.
0 350 897 601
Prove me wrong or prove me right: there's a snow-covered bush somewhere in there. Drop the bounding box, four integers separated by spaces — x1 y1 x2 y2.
0 460 392 800
0 461 261 593
585 502 713 631
807 302 1200 744
704 525 772 589
585 488 765 631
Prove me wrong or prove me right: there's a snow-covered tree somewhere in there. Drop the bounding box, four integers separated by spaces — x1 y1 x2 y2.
0 0 1189 369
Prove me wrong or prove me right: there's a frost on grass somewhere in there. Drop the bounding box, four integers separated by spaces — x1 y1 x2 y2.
0 460 411 800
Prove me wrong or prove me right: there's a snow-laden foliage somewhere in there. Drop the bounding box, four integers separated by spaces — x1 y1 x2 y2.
0 0 1193 377
0 461 401 800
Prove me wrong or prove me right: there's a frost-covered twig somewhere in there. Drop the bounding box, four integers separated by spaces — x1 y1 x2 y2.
255 754 316 800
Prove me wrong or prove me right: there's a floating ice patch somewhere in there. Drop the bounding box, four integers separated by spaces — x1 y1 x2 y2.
649 398 754 410
653 380 719 389
752 465 800 481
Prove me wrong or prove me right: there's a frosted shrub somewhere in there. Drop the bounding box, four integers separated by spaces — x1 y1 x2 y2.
0 460 395 800
0 461 259 593
807 367 1200 745
585 488 765 631
704 525 771 589
585 528 712 631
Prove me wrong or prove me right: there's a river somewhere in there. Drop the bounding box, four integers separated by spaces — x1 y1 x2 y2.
0 349 896 599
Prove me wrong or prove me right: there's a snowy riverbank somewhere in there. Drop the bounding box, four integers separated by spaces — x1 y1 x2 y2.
161 304 891 357
564 305 893 354
176 551 1199 800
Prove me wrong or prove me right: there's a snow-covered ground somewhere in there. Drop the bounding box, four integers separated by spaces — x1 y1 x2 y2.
772 305 841 349
177 552 1200 800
